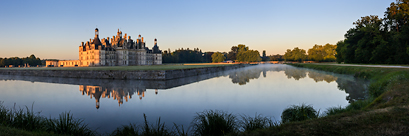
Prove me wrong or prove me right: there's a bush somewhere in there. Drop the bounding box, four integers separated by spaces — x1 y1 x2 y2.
239 113 277 131
111 114 183 136
190 110 237 136
324 106 346 116
281 104 318 123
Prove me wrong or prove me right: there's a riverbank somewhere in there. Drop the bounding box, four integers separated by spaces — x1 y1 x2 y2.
242 63 409 135
0 64 247 80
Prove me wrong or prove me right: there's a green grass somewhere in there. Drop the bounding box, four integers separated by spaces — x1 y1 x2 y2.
0 63 237 71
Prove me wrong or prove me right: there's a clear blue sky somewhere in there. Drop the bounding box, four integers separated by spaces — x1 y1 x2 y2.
0 0 395 60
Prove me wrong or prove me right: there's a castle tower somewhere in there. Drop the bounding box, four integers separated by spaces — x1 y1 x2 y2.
95 28 99 38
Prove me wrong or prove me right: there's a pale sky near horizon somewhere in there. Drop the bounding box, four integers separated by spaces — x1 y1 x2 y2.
0 0 395 60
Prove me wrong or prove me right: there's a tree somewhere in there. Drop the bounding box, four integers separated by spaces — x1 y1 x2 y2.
308 44 337 62
308 45 325 62
227 46 238 61
237 44 248 52
284 47 307 62
162 48 206 63
269 54 284 61
336 0 409 64
211 52 226 63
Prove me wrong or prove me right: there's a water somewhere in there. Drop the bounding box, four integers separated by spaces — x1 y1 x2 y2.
0 64 368 133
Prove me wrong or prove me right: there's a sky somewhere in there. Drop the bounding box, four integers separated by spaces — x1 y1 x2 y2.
0 0 395 60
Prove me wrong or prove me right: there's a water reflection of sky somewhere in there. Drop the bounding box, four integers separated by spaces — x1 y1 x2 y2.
0 64 368 133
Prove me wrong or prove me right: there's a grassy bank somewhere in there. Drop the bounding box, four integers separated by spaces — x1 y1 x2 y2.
241 63 409 135
0 63 237 71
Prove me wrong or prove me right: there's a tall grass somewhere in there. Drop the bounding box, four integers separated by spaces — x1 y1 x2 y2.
239 113 278 131
2 102 280 136
281 104 319 123
0 102 94 136
47 111 95 136
190 110 238 136
111 114 186 136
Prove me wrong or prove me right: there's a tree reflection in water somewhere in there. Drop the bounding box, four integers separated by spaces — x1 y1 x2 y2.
227 64 368 103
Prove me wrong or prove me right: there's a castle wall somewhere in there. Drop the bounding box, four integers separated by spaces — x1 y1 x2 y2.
57 60 81 67
0 64 246 80
153 54 162 65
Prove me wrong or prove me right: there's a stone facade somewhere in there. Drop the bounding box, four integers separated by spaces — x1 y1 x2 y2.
47 28 162 67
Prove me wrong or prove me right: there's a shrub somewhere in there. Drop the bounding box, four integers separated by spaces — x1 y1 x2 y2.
239 113 277 131
281 104 318 123
111 114 177 136
190 110 237 136
324 106 346 116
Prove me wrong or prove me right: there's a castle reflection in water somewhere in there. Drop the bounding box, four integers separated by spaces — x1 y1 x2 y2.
79 85 158 109
0 64 369 109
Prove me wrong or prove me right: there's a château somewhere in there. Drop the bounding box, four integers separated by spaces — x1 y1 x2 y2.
46 28 162 67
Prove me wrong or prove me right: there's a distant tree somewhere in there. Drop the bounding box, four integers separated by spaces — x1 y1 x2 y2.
211 52 226 63
237 50 261 62
284 47 307 62
269 54 284 61
203 52 214 63
0 55 42 67
237 44 248 52
308 44 336 62
162 48 206 63
227 46 238 61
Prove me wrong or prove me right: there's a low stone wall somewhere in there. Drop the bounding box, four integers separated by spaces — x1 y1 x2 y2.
0 64 246 80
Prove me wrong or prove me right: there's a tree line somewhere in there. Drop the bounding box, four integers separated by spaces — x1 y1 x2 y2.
336 0 409 64
282 43 337 62
163 44 262 63
0 54 42 67
162 48 212 63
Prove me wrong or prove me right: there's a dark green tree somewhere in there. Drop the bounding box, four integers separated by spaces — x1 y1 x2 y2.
211 52 226 63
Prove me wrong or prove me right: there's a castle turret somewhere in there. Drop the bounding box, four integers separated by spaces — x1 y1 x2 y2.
95 28 99 38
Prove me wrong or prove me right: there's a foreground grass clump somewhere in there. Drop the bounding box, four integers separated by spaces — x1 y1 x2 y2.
239 114 277 132
0 102 94 136
112 111 277 136
281 104 319 123
111 114 187 136
190 110 238 136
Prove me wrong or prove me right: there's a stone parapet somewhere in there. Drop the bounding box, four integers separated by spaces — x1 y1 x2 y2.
0 64 246 80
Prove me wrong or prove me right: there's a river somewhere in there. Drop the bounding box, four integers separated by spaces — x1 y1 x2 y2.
0 64 368 133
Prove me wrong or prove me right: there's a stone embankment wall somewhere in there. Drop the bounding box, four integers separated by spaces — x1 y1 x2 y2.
0 64 246 80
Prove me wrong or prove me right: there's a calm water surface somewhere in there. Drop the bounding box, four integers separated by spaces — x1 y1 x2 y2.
0 64 368 133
